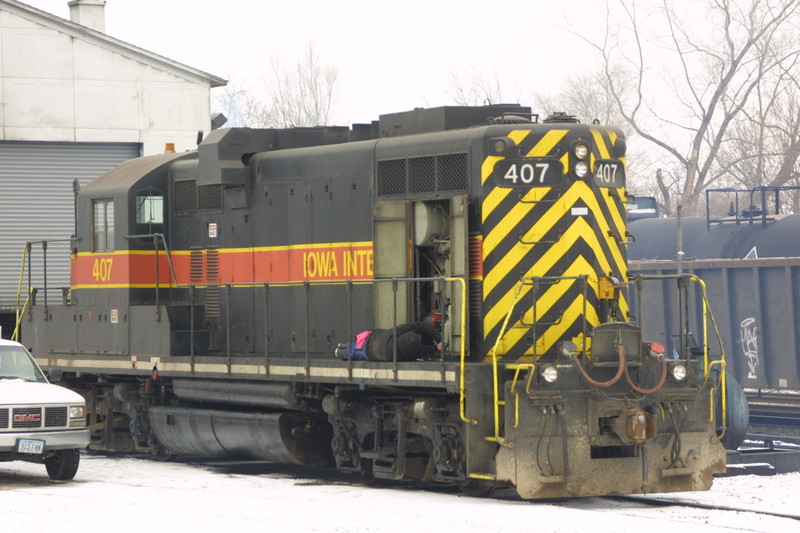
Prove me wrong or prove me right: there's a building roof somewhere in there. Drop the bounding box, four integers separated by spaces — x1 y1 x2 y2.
1 0 227 88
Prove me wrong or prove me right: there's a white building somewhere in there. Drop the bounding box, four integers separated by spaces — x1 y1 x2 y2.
0 0 226 332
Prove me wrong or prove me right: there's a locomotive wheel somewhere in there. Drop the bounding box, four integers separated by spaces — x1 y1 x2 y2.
45 449 81 481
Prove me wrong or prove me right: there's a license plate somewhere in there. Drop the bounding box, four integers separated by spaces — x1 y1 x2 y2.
17 439 45 454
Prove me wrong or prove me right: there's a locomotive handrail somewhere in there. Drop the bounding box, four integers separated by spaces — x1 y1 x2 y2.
124 233 180 323
508 363 536 429
12 243 30 341
487 281 525 446
628 273 728 433
174 276 468 396
20 238 74 328
486 274 592 446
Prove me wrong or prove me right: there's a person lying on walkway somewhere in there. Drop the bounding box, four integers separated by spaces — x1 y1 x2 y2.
336 317 442 362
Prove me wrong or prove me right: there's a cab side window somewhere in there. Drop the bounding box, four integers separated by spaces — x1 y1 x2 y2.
92 199 114 252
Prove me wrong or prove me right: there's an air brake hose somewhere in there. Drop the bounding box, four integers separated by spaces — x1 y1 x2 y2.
624 355 668 395
570 344 626 388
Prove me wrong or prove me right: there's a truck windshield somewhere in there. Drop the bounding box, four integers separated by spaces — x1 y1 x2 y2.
0 346 48 383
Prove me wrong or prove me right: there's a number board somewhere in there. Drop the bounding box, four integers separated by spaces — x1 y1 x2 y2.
594 160 625 188
494 159 563 188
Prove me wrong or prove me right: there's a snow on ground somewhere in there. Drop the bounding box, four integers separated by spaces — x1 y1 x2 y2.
1 454 799 532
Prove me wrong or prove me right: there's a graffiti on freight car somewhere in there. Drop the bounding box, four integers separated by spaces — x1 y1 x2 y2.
739 317 760 380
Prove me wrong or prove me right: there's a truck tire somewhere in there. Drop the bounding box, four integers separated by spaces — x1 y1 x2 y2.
45 449 80 481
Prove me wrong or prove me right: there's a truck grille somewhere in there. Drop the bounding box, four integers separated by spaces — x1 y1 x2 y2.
0 406 70 430
45 407 68 427
12 407 42 428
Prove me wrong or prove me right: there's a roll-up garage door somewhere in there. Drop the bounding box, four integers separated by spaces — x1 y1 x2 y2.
0 141 141 310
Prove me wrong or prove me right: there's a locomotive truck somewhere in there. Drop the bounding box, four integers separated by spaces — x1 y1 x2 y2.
21 104 729 498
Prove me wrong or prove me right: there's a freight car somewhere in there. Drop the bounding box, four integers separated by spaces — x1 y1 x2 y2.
20 105 729 498
628 187 800 436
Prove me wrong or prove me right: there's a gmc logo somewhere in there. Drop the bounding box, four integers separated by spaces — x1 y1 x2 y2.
14 414 41 422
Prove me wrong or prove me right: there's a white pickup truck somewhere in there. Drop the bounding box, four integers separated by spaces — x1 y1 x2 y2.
0 338 90 480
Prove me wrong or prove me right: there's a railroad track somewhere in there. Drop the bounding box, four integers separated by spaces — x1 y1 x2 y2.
606 494 800 522
746 389 800 440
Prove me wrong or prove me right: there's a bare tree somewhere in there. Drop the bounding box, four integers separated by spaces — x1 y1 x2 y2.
588 0 800 215
446 67 505 106
213 43 338 129
536 68 629 125
270 43 338 128
214 83 275 128
717 59 800 202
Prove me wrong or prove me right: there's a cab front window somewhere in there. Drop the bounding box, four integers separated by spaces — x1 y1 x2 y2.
135 189 165 235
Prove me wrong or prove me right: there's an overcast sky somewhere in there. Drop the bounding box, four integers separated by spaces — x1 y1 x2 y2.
23 0 606 125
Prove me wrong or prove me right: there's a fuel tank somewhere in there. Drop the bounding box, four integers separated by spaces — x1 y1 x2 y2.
149 407 333 466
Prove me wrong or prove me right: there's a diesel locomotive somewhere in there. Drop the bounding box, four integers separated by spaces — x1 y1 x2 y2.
21 104 728 498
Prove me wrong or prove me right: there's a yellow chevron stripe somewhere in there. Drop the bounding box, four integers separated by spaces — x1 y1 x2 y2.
536 296 601 355
508 129 531 146
524 129 569 157
484 216 611 335
488 290 601 361
608 130 619 147
602 187 627 247
482 182 626 297
481 130 566 223
590 129 611 159
481 187 513 224
570 181 627 272
481 155 503 185
482 187 550 255
522 254 600 321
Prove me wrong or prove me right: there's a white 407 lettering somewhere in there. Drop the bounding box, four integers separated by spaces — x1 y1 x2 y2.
595 162 619 184
504 162 551 184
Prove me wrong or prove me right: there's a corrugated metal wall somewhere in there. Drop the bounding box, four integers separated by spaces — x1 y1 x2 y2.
0 141 140 310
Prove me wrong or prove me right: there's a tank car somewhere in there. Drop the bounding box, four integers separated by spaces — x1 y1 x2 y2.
628 188 799 435
21 105 727 498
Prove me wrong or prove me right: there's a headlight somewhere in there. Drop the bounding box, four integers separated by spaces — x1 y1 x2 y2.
671 363 687 381
542 365 559 383
69 405 86 427
574 161 589 178
573 143 589 160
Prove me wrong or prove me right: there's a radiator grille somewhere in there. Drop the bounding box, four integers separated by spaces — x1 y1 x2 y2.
377 153 468 196
0 408 8 429
408 156 435 193
376 159 407 195
198 185 223 210
438 153 469 190
205 249 220 318
175 180 197 213
190 248 204 284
